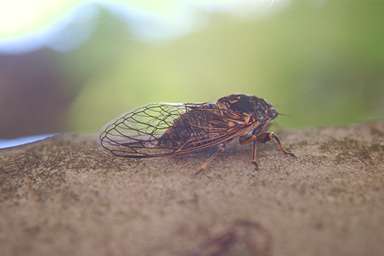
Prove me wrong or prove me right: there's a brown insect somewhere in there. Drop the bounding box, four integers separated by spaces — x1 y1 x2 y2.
99 94 295 173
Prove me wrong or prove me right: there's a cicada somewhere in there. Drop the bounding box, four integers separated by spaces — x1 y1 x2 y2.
99 94 295 173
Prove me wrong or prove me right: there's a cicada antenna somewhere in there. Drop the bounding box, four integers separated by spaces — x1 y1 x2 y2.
277 112 291 117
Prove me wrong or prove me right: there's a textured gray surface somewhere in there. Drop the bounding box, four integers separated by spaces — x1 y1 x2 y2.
1 123 384 256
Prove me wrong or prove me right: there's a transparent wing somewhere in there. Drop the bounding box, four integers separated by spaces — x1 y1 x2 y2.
99 103 248 158
99 103 187 157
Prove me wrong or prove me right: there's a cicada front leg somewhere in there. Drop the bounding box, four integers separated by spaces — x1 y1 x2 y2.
239 131 296 169
260 132 296 158
257 132 296 158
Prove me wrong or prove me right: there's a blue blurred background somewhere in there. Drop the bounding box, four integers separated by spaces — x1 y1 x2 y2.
0 0 383 147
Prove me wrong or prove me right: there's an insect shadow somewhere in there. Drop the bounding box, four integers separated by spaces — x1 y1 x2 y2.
186 220 273 256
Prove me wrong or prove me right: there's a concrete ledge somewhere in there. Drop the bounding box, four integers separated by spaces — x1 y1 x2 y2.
1 122 383 256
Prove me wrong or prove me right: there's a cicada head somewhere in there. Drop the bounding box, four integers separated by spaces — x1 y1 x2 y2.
217 94 278 123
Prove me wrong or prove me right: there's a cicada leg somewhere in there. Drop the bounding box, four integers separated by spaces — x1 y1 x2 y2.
251 141 258 169
239 131 296 169
195 144 226 175
258 132 296 158
239 134 259 169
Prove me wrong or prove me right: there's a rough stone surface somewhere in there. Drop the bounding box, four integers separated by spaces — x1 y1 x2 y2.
0 123 384 256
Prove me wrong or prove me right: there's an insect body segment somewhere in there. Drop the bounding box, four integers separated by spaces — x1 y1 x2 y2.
99 94 295 171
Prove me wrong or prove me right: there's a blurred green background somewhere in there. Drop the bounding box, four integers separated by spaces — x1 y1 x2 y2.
0 0 383 140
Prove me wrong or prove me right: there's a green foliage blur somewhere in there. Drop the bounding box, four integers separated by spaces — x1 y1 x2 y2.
61 0 384 132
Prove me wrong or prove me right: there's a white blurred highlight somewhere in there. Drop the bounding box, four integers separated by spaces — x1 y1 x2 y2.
0 0 288 53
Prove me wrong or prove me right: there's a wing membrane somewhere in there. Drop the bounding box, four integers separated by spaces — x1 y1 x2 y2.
99 103 248 158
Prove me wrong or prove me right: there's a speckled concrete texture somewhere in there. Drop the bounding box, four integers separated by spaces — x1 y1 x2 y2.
0 123 383 256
